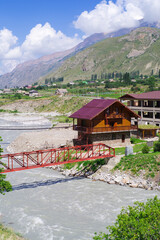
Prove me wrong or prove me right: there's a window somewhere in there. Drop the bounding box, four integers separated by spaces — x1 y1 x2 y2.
144 100 148 107
116 107 119 114
143 112 148 116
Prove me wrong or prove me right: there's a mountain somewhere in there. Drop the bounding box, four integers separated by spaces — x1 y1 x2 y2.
0 33 115 88
0 23 160 88
0 48 76 88
39 27 160 83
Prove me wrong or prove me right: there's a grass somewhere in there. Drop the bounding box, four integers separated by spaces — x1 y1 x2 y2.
115 143 148 155
63 159 106 173
0 109 19 113
53 115 72 123
139 124 160 129
130 136 147 144
133 143 148 152
0 224 25 240
115 147 125 155
35 96 91 114
114 152 160 178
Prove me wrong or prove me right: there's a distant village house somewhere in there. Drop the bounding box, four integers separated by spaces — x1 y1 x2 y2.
3 89 13 94
29 90 39 97
55 89 68 96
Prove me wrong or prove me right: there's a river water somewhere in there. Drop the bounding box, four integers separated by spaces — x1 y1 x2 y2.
0 118 160 240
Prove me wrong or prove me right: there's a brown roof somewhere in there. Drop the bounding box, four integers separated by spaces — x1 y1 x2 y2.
69 99 139 120
120 91 160 100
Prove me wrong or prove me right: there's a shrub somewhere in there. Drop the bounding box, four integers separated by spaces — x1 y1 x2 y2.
93 196 160 240
154 141 160 152
130 136 136 144
0 137 12 194
142 144 149 154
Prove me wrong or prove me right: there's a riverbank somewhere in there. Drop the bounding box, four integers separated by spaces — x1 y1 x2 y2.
0 223 25 240
50 153 160 191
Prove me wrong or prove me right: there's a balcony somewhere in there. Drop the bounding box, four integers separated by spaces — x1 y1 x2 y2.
73 125 138 133
106 113 124 119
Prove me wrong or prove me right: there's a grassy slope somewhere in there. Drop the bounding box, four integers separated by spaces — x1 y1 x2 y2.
35 96 91 114
114 152 160 179
0 224 25 240
0 95 92 114
40 27 160 83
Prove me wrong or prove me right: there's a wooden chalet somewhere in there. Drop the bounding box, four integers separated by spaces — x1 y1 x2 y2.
69 99 140 145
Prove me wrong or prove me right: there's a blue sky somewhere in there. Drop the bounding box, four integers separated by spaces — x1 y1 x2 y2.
0 0 104 44
0 0 160 75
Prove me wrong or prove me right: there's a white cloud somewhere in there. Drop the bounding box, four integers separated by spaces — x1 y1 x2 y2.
1 0 160 75
0 23 81 75
21 23 81 60
0 28 18 58
74 0 160 36
124 0 160 23
0 29 20 75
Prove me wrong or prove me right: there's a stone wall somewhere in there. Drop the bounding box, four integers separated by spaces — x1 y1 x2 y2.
88 131 131 147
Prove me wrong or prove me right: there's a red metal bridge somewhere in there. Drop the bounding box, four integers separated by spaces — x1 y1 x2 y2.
0 143 115 173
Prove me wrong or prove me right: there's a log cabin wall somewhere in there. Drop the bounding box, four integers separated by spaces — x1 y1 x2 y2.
77 119 91 127
91 102 131 130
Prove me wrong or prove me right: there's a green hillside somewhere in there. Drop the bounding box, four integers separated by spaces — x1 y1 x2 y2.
39 27 160 83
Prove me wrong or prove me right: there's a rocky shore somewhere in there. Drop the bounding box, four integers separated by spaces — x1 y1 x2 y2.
49 155 160 191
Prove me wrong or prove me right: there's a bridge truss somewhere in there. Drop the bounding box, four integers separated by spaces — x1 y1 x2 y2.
0 143 115 173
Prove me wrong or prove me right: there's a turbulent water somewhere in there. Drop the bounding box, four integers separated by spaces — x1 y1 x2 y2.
0 118 160 240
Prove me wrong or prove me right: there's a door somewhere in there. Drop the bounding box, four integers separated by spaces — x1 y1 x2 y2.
122 134 125 143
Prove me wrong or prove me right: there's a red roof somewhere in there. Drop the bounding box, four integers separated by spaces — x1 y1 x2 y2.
120 91 160 100
69 99 139 120
70 99 116 120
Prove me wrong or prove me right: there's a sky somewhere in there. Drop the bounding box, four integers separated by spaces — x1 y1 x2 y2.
0 0 160 75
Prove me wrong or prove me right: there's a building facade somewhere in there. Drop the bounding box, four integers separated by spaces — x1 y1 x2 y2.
120 91 160 126
69 99 139 146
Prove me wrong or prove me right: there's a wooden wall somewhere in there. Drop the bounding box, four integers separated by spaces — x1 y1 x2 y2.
77 102 134 130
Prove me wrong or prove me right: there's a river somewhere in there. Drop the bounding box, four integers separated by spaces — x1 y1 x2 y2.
0 117 160 240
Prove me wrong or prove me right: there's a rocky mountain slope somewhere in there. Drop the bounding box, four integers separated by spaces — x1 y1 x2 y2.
0 23 160 88
0 33 114 88
0 48 75 88
0 26 145 88
40 27 160 83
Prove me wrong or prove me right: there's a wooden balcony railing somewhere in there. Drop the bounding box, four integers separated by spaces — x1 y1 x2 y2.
73 125 138 133
106 113 124 119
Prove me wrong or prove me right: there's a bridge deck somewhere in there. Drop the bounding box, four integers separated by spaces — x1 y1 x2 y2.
0 143 115 173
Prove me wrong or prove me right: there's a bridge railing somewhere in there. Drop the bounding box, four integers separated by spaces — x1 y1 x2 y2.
0 143 115 173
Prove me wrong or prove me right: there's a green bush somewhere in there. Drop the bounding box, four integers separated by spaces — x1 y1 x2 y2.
130 136 137 144
154 141 160 152
0 137 12 194
93 196 160 240
142 144 149 154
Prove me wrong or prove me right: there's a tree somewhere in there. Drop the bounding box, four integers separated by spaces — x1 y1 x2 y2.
93 196 160 240
148 76 155 91
0 137 12 194
123 72 131 85
151 69 154 75
105 80 110 89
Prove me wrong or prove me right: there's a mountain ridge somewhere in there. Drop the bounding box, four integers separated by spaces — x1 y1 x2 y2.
39 27 160 83
0 23 160 88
